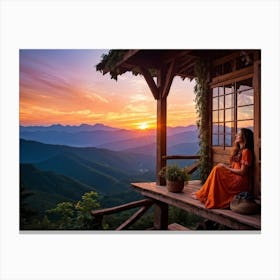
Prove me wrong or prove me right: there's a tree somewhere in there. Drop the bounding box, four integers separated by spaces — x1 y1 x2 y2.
20 184 37 229
46 191 100 230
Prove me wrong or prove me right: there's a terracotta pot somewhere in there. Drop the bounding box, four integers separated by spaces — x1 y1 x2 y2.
166 180 184 193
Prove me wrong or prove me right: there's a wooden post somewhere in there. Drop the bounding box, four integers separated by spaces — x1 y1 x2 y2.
156 96 167 185
253 59 261 198
156 67 168 186
153 201 168 230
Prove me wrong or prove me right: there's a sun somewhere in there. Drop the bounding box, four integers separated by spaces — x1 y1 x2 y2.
138 122 149 130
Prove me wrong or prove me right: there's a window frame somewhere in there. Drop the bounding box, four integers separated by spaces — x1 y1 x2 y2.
211 74 254 148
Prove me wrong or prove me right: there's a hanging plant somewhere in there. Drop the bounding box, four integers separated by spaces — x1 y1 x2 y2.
193 59 212 183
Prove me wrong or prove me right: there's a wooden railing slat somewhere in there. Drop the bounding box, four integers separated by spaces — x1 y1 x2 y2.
91 198 153 217
116 204 152 230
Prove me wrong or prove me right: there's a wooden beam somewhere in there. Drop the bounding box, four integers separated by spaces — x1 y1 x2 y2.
113 50 140 69
163 155 200 160
116 204 153 230
162 60 175 98
175 57 194 72
210 66 254 85
139 66 159 100
177 61 196 76
160 50 192 64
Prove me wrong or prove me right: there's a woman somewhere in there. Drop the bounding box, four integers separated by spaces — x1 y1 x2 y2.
192 128 254 209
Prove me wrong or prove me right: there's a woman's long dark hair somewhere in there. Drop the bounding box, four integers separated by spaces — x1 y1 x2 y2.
230 128 254 163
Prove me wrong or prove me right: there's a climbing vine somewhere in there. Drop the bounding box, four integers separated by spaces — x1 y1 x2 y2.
194 59 212 183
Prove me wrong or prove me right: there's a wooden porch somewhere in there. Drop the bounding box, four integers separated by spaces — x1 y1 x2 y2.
91 179 261 230
131 180 261 230
95 49 261 231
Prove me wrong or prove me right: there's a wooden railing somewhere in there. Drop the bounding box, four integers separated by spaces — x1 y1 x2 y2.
163 154 200 174
91 198 154 230
90 155 200 230
163 155 200 160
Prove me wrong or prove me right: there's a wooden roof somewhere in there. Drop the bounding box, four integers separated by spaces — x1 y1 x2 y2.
99 49 238 80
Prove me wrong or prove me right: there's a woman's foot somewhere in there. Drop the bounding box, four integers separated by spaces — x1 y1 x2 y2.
191 192 198 200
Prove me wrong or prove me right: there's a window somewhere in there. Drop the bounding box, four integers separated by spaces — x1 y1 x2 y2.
212 78 254 147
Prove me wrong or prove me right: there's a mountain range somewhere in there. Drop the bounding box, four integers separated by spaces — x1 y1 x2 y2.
20 123 199 221
20 123 199 152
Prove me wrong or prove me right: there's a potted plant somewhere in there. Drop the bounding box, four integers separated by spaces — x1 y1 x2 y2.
159 164 190 193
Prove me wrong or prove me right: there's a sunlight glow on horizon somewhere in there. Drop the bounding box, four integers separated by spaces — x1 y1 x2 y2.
138 122 149 130
20 50 197 129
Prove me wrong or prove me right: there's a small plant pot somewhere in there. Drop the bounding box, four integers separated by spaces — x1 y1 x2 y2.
166 180 184 193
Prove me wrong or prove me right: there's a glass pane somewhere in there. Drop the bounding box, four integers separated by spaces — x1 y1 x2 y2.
225 108 234 121
225 123 235 147
218 123 224 134
219 110 224 122
212 134 219 146
237 120 254 131
238 105 254 120
225 83 234 94
219 96 224 109
225 122 234 134
212 124 218 134
237 78 253 92
212 87 218 97
225 94 234 108
238 89 254 106
225 134 235 146
212 111 218 122
219 86 224 96
219 134 224 146
212 97 218 110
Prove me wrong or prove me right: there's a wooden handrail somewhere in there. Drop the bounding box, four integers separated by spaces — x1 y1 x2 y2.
91 198 153 217
163 155 200 160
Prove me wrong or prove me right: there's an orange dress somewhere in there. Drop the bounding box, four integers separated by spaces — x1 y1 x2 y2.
195 148 252 209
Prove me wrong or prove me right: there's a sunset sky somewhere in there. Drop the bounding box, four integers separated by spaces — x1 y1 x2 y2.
20 49 197 130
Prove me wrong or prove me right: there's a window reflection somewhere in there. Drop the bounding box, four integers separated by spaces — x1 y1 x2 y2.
225 84 234 94
212 134 219 146
218 124 224 134
212 124 218 133
213 111 218 122
219 86 224 96
213 87 218 97
225 134 234 146
219 110 224 122
225 108 234 122
237 78 253 92
237 105 254 120
213 97 218 110
219 96 224 109
219 134 224 145
238 89 253 106
237 120 254 131
225 122 234 133
225 94 234 108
